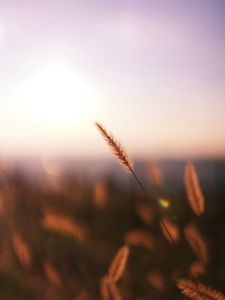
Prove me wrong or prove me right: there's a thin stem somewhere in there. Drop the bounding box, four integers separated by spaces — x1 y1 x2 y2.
160 218 176 244
130 168 175 244
130 169 148 195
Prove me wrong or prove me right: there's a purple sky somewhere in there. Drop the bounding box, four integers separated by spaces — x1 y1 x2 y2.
0 0 225 159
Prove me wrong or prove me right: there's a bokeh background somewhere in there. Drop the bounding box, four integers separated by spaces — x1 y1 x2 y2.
0 0 224 299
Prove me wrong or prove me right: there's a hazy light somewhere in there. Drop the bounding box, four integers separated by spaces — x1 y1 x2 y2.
17 63 92 126
0 1 224 158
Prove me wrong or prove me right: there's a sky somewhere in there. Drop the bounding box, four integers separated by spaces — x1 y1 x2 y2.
0 0 225 160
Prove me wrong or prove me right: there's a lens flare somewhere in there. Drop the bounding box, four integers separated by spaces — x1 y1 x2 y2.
158 198 171 208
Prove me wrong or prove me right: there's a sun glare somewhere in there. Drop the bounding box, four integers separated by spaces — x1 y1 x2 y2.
18 63 93 126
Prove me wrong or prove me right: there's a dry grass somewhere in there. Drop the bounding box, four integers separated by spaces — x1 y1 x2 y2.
160 217 180 244
41 211 87 242
185 162 205 216
135 202 156 225
124 229 156 251
147 271 166 291
0 123 224 299
74 291 91 300
177 278 225 300
100 245 129 300
94 122 224 299
108 245 130 283
184 223 208 265
189 261 206 278
100 276 122 300
95 121 176 244
146 161 162 185
95 122 134 173
94 180 108 208
11 231 32 269
43 261 63 287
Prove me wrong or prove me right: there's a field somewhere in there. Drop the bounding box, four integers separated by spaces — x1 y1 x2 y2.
0 154 224 300
0 0 224 298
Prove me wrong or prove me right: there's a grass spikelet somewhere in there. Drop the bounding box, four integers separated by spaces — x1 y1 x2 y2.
95 122 134 173
189 261 206 278
147 271 166 291
125 230 156 251
74 291 91 300
94 180 108 208
100 276 111 300
146 161 162 185
177 278 225 300
41 212 86 242
185 162 205 216
184 223 208 265
108 245 129 283
100 276 122 300
0 191 4 215
43 261 62 287
135 202 156 224
11 232 32 268
108 281 122 300
160 217 180 243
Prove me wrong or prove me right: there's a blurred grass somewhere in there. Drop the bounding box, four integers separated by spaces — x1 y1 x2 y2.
0 163 224 299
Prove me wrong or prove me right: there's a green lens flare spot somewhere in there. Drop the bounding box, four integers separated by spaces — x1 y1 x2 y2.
159 198 171 208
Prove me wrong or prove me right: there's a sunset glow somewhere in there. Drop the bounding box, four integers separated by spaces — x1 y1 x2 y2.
0 0 224 159
17 63 92 126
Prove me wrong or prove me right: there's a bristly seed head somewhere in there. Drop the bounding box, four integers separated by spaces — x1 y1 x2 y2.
95 122 134 173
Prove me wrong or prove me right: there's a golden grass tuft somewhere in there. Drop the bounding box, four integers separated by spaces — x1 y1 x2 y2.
135 202 156 224
43 261 63 287
124 230 156 251
184 223 208 265
147 271 166 291
107 281 122 300
100 276 122 300
160 217 180 244
108 245 129 283
146 161 162 185
100 245 128 299
100 276 111 300
74 291 91 300
0 191 4 215
177 278 225 300
184 162 205 216
95 122 134 173
189 260 206 278
11 231 32 268
41 211 86 242
94 180 108 208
